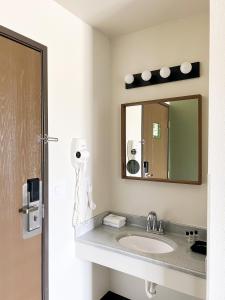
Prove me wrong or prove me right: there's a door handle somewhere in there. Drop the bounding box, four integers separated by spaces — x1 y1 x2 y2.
19 205 38 215
20 179 42 237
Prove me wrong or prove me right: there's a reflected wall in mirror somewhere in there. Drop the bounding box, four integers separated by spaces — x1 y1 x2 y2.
121 95 202 184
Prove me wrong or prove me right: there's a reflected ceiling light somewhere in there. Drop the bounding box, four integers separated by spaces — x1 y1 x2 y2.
160 66 171 79
141 70 152 81
180 62 192 74
124 74 134 84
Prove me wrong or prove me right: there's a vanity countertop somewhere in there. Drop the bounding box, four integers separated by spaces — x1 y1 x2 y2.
76 224 206 279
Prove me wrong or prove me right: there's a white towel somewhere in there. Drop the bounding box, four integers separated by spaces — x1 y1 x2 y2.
103 220 126 228
103 214 126 228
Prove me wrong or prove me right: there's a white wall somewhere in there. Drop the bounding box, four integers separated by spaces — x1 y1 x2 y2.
0 2 211 299
109 14 208 300
111 14 209 227
207 0 225 299
0 0 111 299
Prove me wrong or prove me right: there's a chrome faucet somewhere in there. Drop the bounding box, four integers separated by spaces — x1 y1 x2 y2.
147 211 157 231
147 211 164 234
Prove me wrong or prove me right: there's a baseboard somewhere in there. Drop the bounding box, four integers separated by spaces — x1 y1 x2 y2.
100 291 130 300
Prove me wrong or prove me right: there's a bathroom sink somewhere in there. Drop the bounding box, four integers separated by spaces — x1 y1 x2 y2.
118 235 174 254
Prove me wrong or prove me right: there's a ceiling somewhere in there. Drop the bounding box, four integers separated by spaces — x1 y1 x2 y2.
55 0 209 37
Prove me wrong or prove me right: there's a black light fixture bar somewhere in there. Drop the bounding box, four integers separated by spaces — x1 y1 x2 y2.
125 62 200 89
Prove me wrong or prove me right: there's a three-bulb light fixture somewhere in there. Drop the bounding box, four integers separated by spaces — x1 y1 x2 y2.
124 62 193 84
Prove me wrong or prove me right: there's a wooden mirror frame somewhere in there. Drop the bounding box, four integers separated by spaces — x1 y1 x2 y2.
121 94 202 185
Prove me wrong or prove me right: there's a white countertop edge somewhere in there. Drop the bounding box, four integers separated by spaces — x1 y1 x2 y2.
76 237 206 279
76 241 206 299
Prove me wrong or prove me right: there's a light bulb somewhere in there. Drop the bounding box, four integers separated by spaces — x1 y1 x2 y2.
180 62 192 74
141 70 152 81
124 74 134 84
160 67 171 78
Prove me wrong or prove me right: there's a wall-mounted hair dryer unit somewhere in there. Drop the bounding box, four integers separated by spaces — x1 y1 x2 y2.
71 138 96 226
71 138 90 167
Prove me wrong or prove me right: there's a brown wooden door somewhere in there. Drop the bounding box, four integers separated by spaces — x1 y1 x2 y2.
0 34 43 300
143 103 168 179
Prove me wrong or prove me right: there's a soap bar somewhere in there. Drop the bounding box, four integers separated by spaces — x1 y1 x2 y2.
191 241 207 255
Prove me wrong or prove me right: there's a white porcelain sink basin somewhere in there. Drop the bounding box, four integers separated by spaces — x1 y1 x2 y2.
118 235 174 254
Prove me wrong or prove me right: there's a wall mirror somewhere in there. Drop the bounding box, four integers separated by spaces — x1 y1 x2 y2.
121 95 202 184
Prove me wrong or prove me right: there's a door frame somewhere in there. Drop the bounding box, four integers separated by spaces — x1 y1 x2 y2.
0 25 49 300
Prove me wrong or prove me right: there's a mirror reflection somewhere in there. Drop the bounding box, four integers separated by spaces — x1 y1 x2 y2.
123 95 201 184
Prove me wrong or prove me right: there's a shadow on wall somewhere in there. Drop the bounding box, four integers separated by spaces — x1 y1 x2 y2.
110 270 202 300
91 30 111 217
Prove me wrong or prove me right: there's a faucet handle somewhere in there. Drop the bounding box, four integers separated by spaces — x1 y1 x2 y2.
158 220 164 234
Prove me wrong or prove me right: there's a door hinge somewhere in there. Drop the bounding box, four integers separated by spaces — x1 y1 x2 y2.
39 134 59 144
